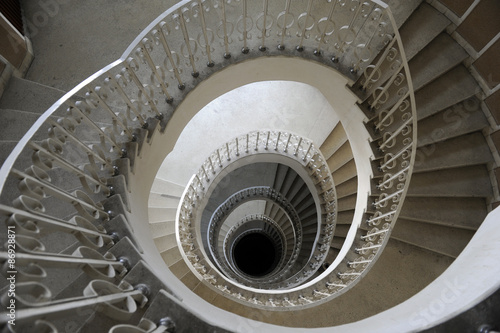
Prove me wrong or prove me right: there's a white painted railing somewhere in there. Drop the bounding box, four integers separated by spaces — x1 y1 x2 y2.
0 0 418 329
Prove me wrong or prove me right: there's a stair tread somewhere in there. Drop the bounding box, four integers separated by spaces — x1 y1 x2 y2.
150 177 186 197
168 258 191 278
337 210 355 225
335 176 358 199
391 218 475 258
180 271 201 289
330 237 345 250
400 196 487 230
148 192 181 208
326 141 354 173
399 3 451 61
416 66 478 121
334 224 350 238
153 233 177 252
410 33 468 91
160 246 183 265
319 122 348 160
414 132 492 172
417 97 488 147
337 194 357 212
331 159 357 185
192 281 218 303
407 165 492 197
0 77 69 114
148 207 177 223
149 221 175 238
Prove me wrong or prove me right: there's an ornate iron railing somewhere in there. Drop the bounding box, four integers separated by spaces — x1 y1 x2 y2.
0 0 416 329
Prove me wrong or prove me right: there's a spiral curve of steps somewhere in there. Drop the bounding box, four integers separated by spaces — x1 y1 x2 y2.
0 0 499 332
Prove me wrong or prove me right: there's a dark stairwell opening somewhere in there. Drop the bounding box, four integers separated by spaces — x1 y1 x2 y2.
233 232 279 277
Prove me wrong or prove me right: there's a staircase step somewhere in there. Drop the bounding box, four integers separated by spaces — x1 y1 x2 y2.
272 163 288 192
399 196 487 230
192 281 218 303
337 194 356 212
330 237 345 250
168 258 191 278
153 233 177 252
331 159 357 185
386 0 422 29
414 132 492 172
334 224 350 238
410 33 468 91
0 77 70 114
417 97 488 147
319 122 348 160
416 65 478 121
148 192 181 208
407 165 492 198
278 167 298 195
150 177 186 198
327 141 354 173
160 246 183 264
399 3 451 61
149 222 175 238
391 218 475 258
0 109 54 142
181 271 202 290
148 207 177 223
337 210 355 225
325 247 340 264
335 176 358 199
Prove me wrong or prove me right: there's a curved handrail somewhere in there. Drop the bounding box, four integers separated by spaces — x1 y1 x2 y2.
0 0 417 327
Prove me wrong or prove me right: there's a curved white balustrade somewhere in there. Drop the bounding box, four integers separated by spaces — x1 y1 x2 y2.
0 0 421 330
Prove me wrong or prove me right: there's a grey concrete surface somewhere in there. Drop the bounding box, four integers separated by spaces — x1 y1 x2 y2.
21 0 179 91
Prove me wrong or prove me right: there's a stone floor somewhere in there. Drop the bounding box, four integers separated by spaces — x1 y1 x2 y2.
21 0 179 90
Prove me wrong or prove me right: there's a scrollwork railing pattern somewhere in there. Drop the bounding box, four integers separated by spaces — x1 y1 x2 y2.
0 0 415 327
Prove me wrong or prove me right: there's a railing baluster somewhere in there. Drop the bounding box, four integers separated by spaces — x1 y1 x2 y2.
0 205 114 246
29 142 109 195
197 0 215 65
370 63 404 109
259 0 269 51
378 117 412 150
178 9 199 77
377 166 410 188
373 189 404 207
105 73 146 126
86 86 134 140
315 1 337 55
0 285 146 323
374 91 410 131
297 0 314 51
0 252 124 270
303 142 313 161
241 0 249 53
66 100 120 150
361 37 397 90
278 0 292 50
367 210 395 225
47 118 111 168
124 57 164 112
379 146 410 171
275 131 281 151
11 169 109 221
221 0 231 58
156 22 186 89
138 39 174 101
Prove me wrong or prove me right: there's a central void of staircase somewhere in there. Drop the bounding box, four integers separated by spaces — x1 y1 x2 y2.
0 0 498 332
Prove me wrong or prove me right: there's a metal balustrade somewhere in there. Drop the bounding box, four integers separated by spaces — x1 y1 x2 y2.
0 0 416 329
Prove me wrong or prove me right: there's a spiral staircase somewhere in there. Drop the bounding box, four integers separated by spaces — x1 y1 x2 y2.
0 0 499 332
